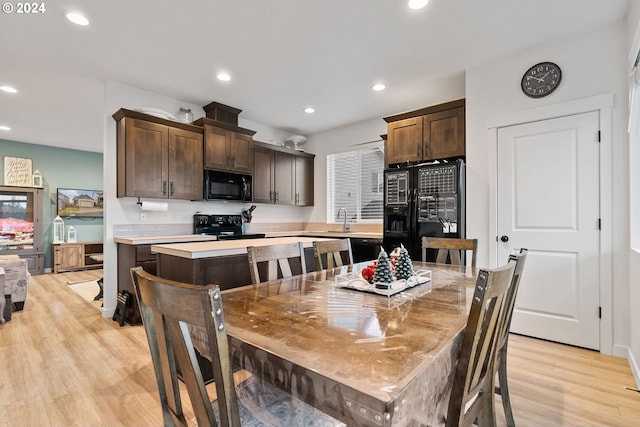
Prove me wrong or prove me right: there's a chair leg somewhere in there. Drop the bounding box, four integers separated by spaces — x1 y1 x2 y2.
93 277 104 301
498 346 516 427
477 380 498 427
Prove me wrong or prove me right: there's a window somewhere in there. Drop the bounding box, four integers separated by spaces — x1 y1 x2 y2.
327 143 384 223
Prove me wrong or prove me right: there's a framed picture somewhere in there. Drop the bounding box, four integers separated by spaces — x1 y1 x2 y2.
4 156 33 186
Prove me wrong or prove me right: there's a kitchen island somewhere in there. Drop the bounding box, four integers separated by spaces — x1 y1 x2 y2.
150 236 339 290
115 234 222 325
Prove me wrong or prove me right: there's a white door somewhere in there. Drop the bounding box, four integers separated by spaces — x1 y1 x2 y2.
497 111 600 350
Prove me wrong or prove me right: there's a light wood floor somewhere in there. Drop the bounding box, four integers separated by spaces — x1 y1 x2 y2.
1 271 638 427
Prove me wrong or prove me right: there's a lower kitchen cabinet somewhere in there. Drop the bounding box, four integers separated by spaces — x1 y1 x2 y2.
117 244 158 325
156 247 316 287
350 238 383 263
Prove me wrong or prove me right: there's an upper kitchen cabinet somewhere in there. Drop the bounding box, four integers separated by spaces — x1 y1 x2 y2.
386 117 423 165
113 108 204 200
253 141 314 206
193 117 256 174
295 156 314 206
383 99 465 167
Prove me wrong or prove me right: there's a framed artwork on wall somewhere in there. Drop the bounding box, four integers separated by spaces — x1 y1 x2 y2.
4 156 33 186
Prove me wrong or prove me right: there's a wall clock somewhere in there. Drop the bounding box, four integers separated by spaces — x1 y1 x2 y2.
521 62 562 98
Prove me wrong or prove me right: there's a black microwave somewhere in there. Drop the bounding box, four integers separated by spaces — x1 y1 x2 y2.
204 170 252 202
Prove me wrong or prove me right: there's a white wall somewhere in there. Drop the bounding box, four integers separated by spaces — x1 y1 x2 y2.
627 0 640 386
305 117 388 223
466 23 629 356
101 81 312 315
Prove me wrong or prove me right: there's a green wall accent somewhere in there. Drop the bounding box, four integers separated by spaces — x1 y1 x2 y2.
0 139 103 270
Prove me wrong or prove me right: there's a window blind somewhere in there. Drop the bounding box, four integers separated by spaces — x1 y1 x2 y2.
327 143 384 223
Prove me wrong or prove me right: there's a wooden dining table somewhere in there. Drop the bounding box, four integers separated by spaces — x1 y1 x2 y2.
192 261 477 427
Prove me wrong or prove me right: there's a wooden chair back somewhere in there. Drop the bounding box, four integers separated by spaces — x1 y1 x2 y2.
246 242 306 284
494 248 528 427
421 237 478 267
497 248 528 353
446 260 516 427
313 238 354 270
130 267 241 427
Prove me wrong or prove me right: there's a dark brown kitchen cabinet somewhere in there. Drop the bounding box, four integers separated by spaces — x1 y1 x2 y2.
113 108 204 200
384 99 465 167
253 141 314 206
295 156 314 206
193 117 256 174
117 243 158 325
386 117 423 165
253 146 294 205
423 107 465 159
253 145 275 204
274 151 296 205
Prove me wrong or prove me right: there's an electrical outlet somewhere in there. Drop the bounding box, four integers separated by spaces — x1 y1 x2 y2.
140 212 147 221
170 211 177 222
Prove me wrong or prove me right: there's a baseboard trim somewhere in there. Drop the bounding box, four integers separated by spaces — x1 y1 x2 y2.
102 306 115 319
627 346 640 388
613 344 629 358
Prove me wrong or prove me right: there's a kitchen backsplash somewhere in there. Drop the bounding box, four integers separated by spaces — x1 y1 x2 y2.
114 221 381 237
113 223 192 237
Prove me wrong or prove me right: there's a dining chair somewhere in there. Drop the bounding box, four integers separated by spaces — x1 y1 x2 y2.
130 266 344 427
421 237 478 267
312 238 354 270
494 248 528 427
446 259 516 427
246 242 307 284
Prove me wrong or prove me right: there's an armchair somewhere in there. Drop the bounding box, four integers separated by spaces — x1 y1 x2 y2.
0 255 30 319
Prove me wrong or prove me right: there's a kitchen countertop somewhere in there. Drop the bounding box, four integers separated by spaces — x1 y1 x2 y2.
151 236 339 259
114 234 220 245
114 231 382 245
264 230 383 239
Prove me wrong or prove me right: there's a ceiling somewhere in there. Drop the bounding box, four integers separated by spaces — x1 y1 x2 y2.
0 0 630 153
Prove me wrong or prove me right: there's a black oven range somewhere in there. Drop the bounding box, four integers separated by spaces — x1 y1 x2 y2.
194 214 266 240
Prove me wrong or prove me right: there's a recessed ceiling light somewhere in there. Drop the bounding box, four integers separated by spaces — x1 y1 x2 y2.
0 86 17 94
372 83 386 92
66 12 89 26
0 125 11 131
408 0 429 10
303 107 316 114
217 72 231 82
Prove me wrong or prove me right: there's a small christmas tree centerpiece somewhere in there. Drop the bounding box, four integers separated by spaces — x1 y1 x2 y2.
373 247 394 288
394 244 415 280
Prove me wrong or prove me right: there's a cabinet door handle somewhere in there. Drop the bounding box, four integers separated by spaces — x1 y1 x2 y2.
170 181 174 197
163 180 167 196
295 193 299 204
275 191 279 202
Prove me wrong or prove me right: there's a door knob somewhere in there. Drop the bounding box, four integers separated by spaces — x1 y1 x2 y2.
500 235 509 243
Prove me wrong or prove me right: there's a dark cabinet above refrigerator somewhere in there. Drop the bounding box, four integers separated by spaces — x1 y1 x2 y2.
383 99 465 168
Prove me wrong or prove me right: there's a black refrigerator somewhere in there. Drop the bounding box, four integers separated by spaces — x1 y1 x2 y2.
383 159 466 261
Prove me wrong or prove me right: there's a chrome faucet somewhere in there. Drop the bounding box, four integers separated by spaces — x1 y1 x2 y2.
337 208 350 233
